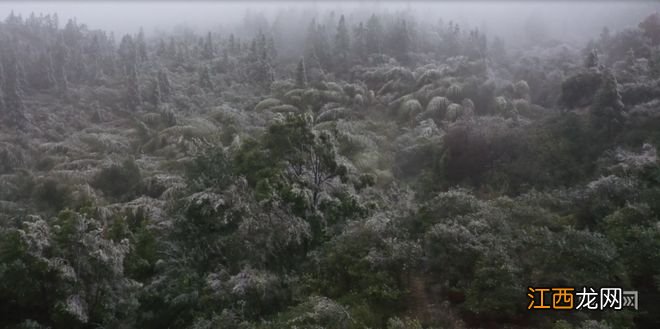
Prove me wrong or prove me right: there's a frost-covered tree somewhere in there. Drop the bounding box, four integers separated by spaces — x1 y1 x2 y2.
125 63 141 111
198 65 213 91
202 31 214 60
155 69 171 102
1 47 26 125
366 14 383 55
52 35 69 98
136 27 148 62
334 15 350 69
295 56 308 88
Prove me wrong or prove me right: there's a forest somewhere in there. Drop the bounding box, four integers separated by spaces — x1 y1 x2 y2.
0 2 659 329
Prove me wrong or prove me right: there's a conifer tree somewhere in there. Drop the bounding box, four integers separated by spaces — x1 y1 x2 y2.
1 49 27 125
198 65 213 91
390 19 411 64
366 14 383 55
157 39 167 57
151 76 161 109
126 63 141 111
202 31 214 59
157 68 172 101
137 27 148 62
296 56 307 88
228 33 236 55
352 22 368 62
33 52 55 90
52 36 69 98
334 15 350 70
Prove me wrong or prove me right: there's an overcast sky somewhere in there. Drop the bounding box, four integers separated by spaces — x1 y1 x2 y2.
0 1 657 45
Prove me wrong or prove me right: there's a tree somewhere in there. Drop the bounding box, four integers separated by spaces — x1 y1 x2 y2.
334 15 350 70
202 31 214 60
590 69 624 132
295 56 307 88
157 68 172 101
136 27 148 62
305 20 332 73
125 63 141 111
1 45 27 126
639 12 660 45
118 34 137 72
584 48 600 69
390 19 411 64
366 14 383 55
52 36 69 99
32 52 56 90
198 65 213 91
352 22 368 62
247 32 274 88
150 76 161 109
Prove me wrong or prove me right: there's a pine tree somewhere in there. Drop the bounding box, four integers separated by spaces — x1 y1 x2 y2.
151 76 161 110
228 33 236 55
157 68 172 101
296 57 307 88
334 15 350 70
126 63 141 111
157 39 167 57
203 31 214 60
52 36 69 98
266 35 277 62
366 14 383 55
137 27 148 62
33 52 55 90
1 49 27 125
118 34 137 72
390 19 411 64
198 65 213 91
167 37 177 59
352 22 368 63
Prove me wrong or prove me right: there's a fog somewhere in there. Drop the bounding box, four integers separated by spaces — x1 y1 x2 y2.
0 1 657 46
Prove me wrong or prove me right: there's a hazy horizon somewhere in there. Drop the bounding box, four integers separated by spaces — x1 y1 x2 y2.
0 1 656 46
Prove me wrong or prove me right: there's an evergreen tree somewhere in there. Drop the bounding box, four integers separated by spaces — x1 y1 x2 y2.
167 37 177 59
137 27 148 62
52 36 69 98
198 65 213 91
202 31 214 60
366 14 383 55
33 52 56 90
228 33 236 55
296 56 307 88
334 15 350 70
157 68 172 101
157 39 167 57
591 69 624 133
352 22 368 63
151 76 161 109
1 48 27 125
125 63 141 111
118 34 137 72
390 19 411 64
266 35 277 62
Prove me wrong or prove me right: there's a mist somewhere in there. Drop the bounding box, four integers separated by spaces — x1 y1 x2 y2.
0 1 656 46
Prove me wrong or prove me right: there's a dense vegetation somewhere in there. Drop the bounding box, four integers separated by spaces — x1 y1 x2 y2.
1 7 660 329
